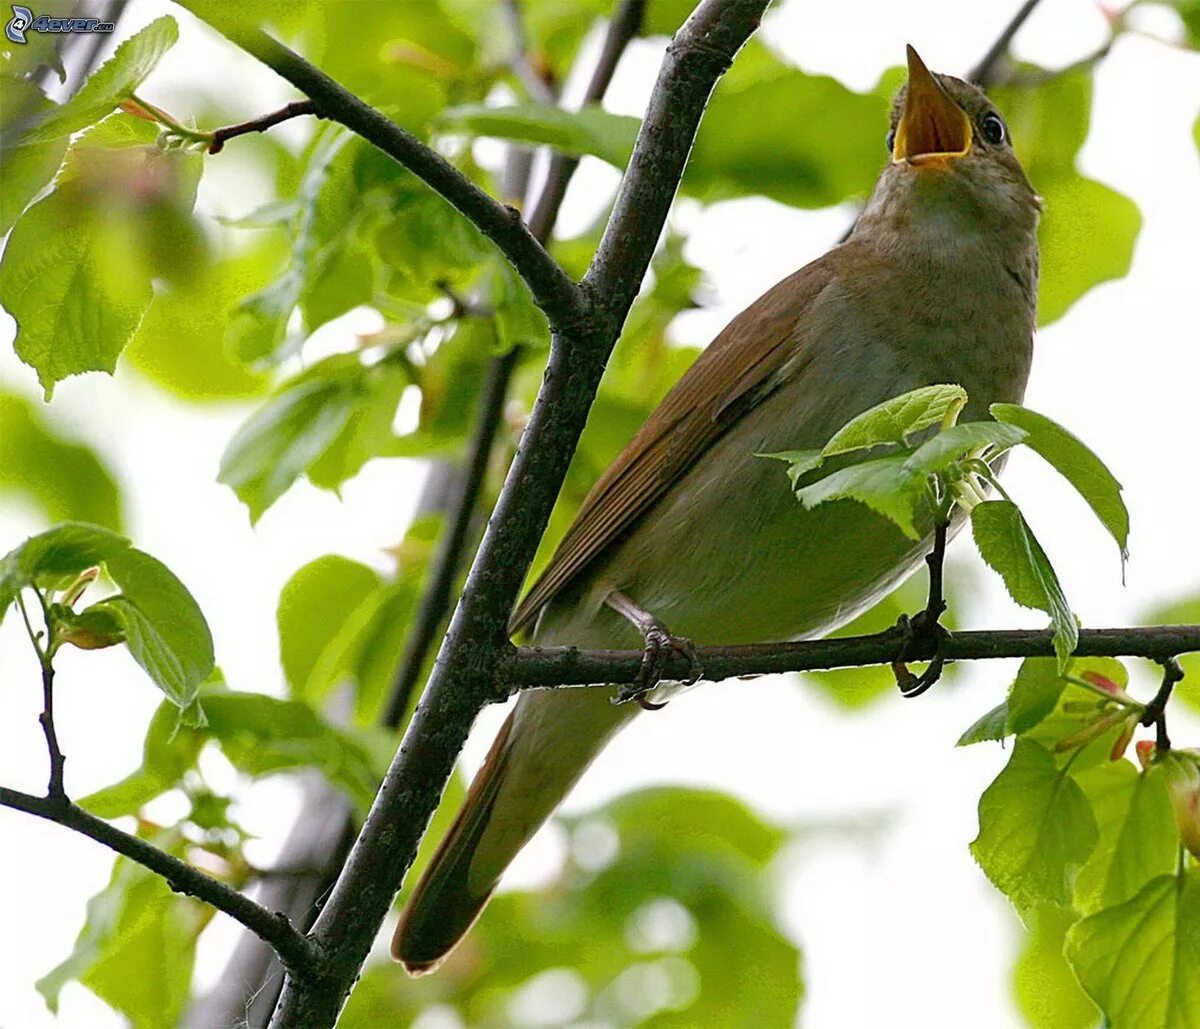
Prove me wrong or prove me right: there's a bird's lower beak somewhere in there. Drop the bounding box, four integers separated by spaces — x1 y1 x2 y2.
892 45 972 165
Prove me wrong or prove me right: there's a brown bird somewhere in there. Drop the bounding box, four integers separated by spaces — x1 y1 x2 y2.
394 46 1040 973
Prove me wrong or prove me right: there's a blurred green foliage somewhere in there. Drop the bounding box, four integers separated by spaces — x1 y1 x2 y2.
965 656 1200 1028
0 392 123 528
36 829 206 1029
340 787 801 1028
1 0 1196 1026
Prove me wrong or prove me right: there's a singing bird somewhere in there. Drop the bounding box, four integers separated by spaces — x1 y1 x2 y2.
394 46 1040 973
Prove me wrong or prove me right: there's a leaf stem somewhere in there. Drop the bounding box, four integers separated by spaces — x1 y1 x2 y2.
207 99 320 154
1141 656 1185 751
16 590 66 799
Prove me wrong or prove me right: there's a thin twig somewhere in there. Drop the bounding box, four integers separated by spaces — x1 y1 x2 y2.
526 0 646 240
1142 656 1185 752
381 347 520 729
497 624 1200 691
208 100 319 153
0 786 321 974
16 592 66 798
968 0 1045 87
37 652 65 799
202 21 584 333
502 0 555 103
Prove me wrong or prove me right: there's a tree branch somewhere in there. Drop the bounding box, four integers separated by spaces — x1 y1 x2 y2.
207 99 318 153
968 0 1045 87
502 0 556 104
0 786 321 974
497 625 1200 692
583 0 763 322
267 3 769 1024
199 22 584 332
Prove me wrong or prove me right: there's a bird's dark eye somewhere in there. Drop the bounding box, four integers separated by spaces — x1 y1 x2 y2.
885 127 896 153
979 112 1006 145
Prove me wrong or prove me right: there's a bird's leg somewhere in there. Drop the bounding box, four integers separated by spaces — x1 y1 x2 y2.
893 519 952 699
605 590 703 709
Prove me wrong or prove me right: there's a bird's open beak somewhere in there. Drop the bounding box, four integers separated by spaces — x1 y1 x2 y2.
892 45 972 165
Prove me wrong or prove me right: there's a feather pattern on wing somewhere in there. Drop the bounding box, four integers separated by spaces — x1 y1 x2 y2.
509 245 857 634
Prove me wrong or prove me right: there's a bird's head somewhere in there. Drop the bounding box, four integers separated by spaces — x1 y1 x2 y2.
861 46 1040 244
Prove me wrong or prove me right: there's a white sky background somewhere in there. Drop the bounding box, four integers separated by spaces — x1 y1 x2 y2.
2 1 1199 1026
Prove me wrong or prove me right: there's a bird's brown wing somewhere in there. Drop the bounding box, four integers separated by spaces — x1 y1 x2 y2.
509 249 846 635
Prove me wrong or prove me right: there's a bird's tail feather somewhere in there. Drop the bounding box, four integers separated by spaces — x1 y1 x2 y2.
392 685 635 975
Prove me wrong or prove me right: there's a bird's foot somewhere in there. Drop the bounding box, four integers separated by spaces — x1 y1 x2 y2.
893 518 953 698
616 625 703 708
892 608 951 698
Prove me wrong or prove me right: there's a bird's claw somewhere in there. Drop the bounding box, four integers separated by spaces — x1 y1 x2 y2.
892 609 952 699
616 626 703 708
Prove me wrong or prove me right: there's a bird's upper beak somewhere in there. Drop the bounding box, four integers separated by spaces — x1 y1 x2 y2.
892 45 972 165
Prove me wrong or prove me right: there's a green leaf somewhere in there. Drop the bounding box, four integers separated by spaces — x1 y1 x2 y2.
822 384 967 456
0 77 69 233
1037 175 1141 326
971 500 1078 666
794 453 927 539
218 363 364 521
125 243 278 400
1007 657 1068 735
0 522 129 624
438 102 639 167
277 555 383 696
993 68 1141 325
306 579 416 725
91 547 215 710
0 178 152 396
1025 659 1138 771
0 392 123 529
758 448 825 489
684 42 889 209
225 128 354 364
957 700 1011 746
196 691 389 811
372 171 492 303
1012 905 1100 1029
970 738 1098 912
991 403 1129 560
1073 761 1179 914
19 18 179 143
491 258 550 351
901 421 1026 477
306 361 413 492
37 837 203 1028
1066 869 1200 1029
0 113 203 396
